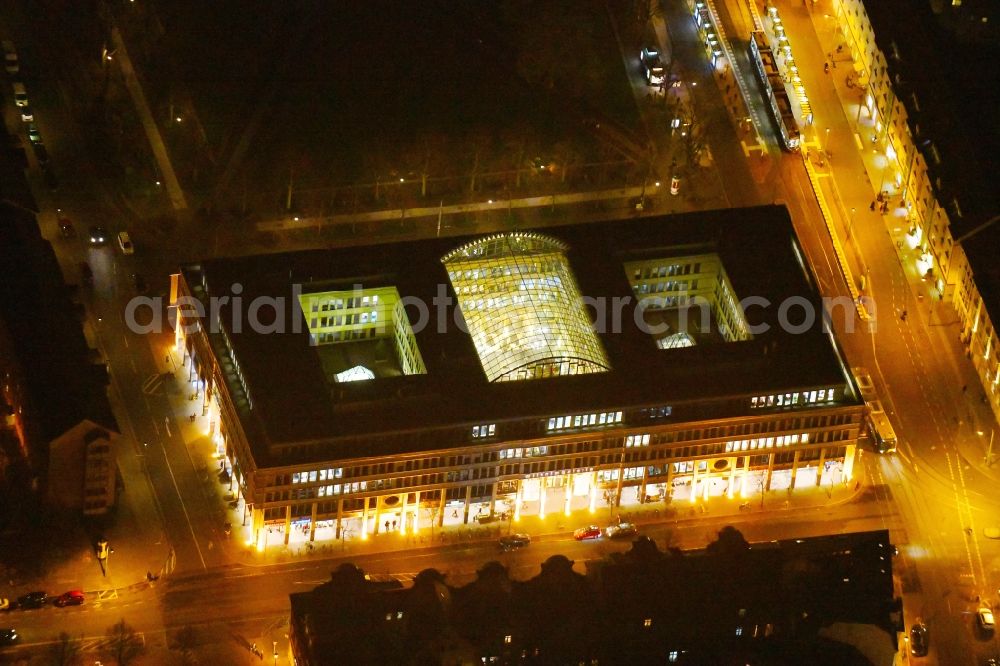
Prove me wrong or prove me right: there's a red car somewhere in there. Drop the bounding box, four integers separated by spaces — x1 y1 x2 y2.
573 525 602 540
54 590 84 607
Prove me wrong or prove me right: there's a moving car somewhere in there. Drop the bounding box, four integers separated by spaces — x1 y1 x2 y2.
605 522 638 539
0 628 18 646
978 607 995 632
118 230 134 255
16 591 47 609
909 622 928 657
0 598 10 611
54 590 84 607
573 525 602 541
498 533 531 551
2 40 18 74
89 225 108 245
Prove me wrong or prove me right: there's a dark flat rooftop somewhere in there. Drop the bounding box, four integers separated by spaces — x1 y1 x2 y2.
182 205 855 462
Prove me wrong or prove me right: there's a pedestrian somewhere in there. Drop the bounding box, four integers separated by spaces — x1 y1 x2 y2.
824 62 830 74
392 520 397 531
384 520 389 532
869 201 876 212
962 384 968 393
901 310 907 321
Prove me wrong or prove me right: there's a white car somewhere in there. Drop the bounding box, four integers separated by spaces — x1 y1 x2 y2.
19 105 32 123
2 40 18 74
978 607 995 632
118 231 134 255
670 176 680 196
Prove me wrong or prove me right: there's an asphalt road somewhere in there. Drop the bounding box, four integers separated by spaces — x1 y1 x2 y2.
1 489 905 659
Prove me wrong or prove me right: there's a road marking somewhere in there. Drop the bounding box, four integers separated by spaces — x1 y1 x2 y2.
157 434 206 570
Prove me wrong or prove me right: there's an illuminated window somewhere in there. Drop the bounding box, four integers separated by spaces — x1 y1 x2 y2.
443 233 610 382
735 626 743 636
643 618 652 627
669 652 679 662
504 635 512 645
626 434 650 447
472 424 496 439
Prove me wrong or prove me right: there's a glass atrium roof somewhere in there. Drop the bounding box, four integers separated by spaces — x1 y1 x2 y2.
443 233 610 382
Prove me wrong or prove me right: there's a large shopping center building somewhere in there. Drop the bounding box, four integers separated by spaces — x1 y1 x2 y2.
171 206 865 549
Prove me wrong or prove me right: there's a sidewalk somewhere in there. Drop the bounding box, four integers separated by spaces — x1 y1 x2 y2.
788 0 1000 475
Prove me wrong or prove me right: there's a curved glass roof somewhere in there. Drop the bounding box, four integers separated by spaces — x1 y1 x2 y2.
443 232 610 382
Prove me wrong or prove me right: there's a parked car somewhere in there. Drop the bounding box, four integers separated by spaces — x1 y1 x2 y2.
12 81 27 106
978 607 995 632
573 525 602 541
498 533 531 551
910 622 928 656
35 143 49 165
2 40 18 74
640 45 665 86
605 522 638 539
0 628 18 646
19 105 32 123
26 123 41 144
0 598 10 611
16 592 47 609
89 225 108 245
131 273 148 294
80 262 93 287
54 590 84 607
117 230 134 255
58 218 75 238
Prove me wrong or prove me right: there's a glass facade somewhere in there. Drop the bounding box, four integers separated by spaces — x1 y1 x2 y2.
443 233 610 382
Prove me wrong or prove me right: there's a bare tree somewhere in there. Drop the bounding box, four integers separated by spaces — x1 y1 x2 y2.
106 619 144 665
47 632 81 666
171 625 199 664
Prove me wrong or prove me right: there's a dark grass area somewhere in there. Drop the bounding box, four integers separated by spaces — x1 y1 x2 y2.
146 1 640 197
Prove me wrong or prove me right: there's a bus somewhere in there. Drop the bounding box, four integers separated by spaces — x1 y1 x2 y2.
866 400 898 454
852 368 897 453
747 31 801 152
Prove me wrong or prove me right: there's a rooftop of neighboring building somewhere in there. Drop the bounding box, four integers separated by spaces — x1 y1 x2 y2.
288 529 897 665
0 202 117 461
179 205 858 464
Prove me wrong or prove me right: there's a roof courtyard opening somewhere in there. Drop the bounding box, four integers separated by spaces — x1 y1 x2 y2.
298 286 426 384
624 252 752 349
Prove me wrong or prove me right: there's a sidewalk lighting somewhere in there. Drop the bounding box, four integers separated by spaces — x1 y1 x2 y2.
979 429 996 466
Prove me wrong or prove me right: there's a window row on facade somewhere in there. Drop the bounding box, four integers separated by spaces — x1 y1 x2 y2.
269 411 858 489
262 428 853 503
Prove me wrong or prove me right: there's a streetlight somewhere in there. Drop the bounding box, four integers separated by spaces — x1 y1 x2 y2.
824 127 831 155
979 429 996 466
847 207 856 242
